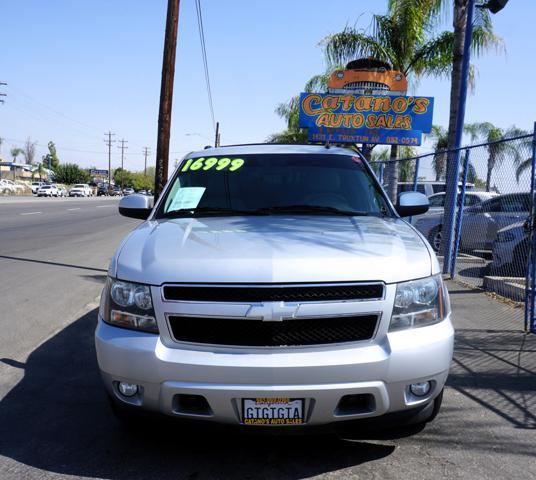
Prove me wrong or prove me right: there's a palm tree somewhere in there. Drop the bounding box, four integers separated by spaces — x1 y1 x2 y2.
464 123 527 191
323 0 500 201
515 155 534 183
323 1 450 201
513 136 535 182
268 69 340 144
428 125 449 181
11 147 23 163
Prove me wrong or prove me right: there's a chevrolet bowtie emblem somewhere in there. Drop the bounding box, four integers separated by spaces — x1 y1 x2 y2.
246 302 299 321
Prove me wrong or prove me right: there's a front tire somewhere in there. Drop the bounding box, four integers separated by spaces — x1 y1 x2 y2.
428 226 442 253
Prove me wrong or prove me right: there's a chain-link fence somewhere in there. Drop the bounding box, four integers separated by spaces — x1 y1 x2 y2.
374 131 536 332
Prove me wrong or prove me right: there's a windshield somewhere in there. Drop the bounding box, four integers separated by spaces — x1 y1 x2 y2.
156 153 391 218
73 184 85 188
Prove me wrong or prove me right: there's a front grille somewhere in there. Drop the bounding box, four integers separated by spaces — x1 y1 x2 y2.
162 283 384 303
168 315 378 347
343 81 390 91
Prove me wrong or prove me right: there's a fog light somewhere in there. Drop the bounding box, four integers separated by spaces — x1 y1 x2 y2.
409 381 432 397
118 382 138 397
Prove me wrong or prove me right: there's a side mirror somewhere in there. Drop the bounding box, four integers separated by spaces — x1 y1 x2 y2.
396 191 429 217
118 194 153 220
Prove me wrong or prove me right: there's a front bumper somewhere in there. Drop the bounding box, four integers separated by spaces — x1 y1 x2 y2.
95 315 454 427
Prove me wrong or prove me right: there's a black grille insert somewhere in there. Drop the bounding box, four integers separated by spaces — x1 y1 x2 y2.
168 315 378 347
163 284 383 303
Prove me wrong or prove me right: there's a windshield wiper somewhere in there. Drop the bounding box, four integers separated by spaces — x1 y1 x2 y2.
161 206 268 218
253 205 371 216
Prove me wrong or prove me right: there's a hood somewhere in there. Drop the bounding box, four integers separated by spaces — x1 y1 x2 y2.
114 216 434 285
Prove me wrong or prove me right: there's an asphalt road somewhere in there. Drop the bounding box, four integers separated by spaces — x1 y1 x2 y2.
0 196 139 396
0 197 534 479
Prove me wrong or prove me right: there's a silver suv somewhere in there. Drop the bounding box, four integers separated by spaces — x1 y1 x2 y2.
96 144 454 430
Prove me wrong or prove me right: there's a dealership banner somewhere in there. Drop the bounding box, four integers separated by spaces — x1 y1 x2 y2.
298 93 434 146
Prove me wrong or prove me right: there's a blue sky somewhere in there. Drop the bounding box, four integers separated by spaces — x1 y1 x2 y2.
0 0 534 174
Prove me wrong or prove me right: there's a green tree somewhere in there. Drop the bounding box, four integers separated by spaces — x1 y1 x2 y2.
131 171 155 191
464 123 527 191
42 141 60 170
31 163 47 181
322 0 500 201
465 160 486 189
10 147 23 163
428 125 449 181
53 163 90 185
113 167 134 188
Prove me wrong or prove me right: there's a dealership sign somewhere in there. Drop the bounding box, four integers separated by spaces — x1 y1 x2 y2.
298 93 434 146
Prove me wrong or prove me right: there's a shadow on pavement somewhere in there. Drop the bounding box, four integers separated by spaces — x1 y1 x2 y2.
448 328 536 430
0 309 396 479
0 254 108 273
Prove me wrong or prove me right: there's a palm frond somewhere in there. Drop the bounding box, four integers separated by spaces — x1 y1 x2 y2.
324 26 396 68
516 158 533 182
266 129 308 144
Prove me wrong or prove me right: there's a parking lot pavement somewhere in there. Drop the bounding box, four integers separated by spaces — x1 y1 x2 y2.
0 206 534 479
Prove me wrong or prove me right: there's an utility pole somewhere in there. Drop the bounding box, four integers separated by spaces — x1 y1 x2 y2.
104 131 115 186
155 0 181 200
214 121 220 147
117 139 128 190
142 147 151 176
0 82 6 105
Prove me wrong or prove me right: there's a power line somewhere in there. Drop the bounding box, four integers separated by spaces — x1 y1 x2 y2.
104 131 115 186
194 0 216 132
9 85 103 134
142 147 151 176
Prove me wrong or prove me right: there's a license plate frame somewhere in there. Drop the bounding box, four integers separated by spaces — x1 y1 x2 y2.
241 397 305 426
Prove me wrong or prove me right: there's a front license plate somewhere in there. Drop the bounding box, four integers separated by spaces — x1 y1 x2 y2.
242 398 304 425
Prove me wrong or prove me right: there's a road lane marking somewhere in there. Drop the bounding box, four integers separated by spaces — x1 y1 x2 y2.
96 205 113 208
67 208 81 211
20 211 42 216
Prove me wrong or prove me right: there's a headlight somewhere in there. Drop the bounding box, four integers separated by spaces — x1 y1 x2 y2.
99 278 158 333
389 275 449 332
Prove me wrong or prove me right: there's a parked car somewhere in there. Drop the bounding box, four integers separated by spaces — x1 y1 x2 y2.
137 189 148 195
410 191 498 224
397 181 475 198
31 181 46 194
123 187 135 195
69 184 92 197
112 186 123 196
415 192 531 253
0 179 16 194
96 144 453 430
490 220 530 277
37 184 59 197
97 184 109 196
57 186 67 197
1 179 25 194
